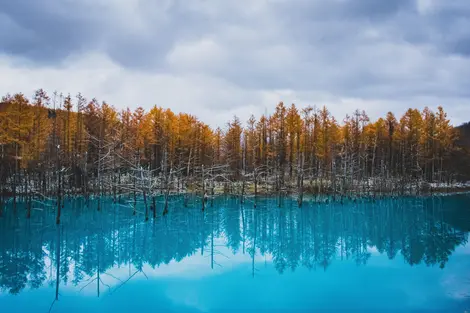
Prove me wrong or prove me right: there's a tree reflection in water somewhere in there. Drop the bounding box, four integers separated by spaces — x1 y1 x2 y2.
0 194 469 297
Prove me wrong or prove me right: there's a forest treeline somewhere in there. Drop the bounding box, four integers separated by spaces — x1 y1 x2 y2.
1 89 469 214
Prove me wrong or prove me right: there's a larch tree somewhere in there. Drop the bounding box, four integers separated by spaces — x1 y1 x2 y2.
0 88 466 217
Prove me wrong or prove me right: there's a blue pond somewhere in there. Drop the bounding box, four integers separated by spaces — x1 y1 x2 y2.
1 194 470 312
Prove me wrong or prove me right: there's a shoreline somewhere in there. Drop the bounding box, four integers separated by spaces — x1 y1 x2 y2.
2 185 470 203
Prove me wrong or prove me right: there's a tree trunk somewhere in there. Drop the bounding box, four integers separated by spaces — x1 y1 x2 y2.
254 173 258 208
152 196 157 219
201 165 205 211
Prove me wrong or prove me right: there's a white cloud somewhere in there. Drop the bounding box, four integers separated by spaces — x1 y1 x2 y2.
2 51 469 128
1 0 470 127
166 38 227 72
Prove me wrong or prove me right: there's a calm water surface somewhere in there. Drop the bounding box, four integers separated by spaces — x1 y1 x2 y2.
1 195 470 312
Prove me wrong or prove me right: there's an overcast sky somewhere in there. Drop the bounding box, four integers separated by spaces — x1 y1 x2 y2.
1 0 470 127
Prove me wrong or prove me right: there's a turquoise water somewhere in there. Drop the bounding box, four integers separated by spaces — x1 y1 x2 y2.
1 195 470 312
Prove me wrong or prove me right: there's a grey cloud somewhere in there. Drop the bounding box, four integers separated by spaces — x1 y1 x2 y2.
273 0 414 23
102 1 219 69
0 0 103 63
0 0 216 68
346 0 414 18
1 0 470 120
392 1 470 57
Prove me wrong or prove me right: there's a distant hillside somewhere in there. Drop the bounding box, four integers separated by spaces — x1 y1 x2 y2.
457 122 470 145
454 122 470 181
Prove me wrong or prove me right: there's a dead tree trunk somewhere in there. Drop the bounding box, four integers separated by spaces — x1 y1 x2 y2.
163 168 171 216
201 165 205 211
26 169 31 218
152 196 157 219
297 152 304 207
254 170 258 208
141 167 149 221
